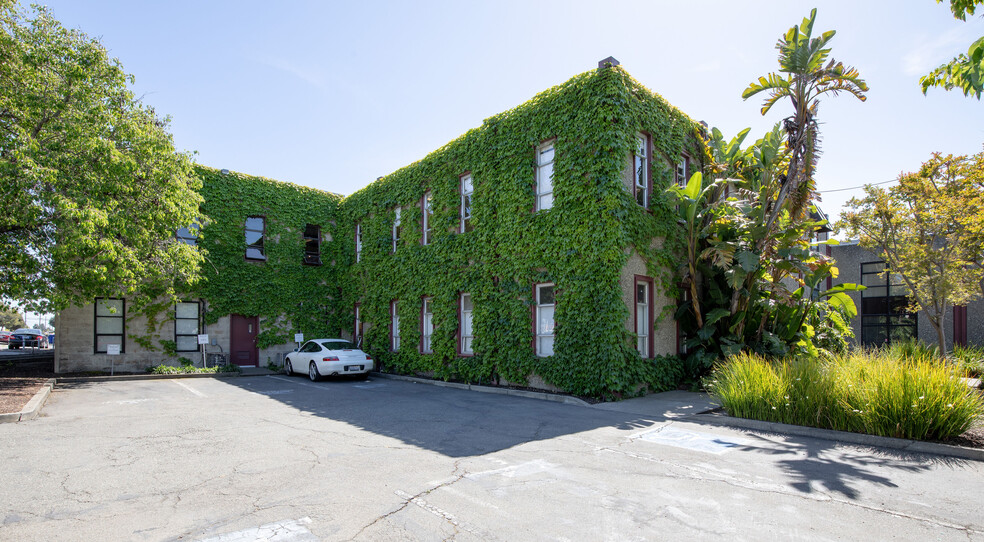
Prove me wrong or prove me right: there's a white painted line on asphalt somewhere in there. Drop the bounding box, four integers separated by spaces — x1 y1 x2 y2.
255 389 294 395
268 376 324 390
103 398 157 405
633 427 749 455
464 459 562 480
173 380 207 398
196 517 317 542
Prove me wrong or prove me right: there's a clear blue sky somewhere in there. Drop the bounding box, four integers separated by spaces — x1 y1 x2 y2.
30 0 984 221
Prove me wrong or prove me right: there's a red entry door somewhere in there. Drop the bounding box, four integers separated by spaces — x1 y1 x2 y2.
230 314 259 366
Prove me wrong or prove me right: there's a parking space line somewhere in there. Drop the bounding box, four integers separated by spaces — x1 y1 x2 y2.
173 380 207 398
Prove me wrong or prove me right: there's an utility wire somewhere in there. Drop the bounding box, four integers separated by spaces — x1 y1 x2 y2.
818 178 897 194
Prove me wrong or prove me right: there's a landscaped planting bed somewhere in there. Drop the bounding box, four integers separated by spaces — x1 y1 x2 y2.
708 351 984 441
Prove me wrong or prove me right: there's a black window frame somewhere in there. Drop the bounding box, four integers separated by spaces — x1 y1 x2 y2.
245 216 266 261
860 261 917 346
94 297 125 354
303 223 321 265
174 300 201 353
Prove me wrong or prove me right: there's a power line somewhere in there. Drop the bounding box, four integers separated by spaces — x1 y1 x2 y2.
819 178 897 194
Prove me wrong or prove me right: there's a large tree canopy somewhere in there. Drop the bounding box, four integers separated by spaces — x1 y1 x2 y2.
838 149 984 352
0 1 203 313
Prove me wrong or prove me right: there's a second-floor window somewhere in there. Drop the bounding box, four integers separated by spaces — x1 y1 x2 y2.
536 141 554 211
393 207 402 252
675 154 691 187
422 191 433 245
245 216 265 260
634 134 649 207
176 224 198 246
304 224 321 265
460 174 473 233
355 223 362 262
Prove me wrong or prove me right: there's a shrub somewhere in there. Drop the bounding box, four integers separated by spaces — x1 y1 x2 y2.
707 351 983 441
147 364 240 375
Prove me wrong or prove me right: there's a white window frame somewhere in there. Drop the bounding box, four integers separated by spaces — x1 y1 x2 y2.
421 297 434 354
635 280 650 358
536 141 555 211
460 174 473 233
675 154 690 187
634 133 649 208
355 222 362 262
393 207 401 252
460 293 474 355
535 283 555 357
391 301 400 351
422 191 433 245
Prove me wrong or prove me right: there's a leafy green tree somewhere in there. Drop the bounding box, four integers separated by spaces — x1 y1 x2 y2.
0 1 204 315
921 0 984 99
839 150 984 352
0 308 25 329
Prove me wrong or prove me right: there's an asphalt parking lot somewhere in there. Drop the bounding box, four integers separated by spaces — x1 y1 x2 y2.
1 374 982 541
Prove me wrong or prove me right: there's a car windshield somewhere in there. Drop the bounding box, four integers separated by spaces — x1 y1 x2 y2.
320 341 357 350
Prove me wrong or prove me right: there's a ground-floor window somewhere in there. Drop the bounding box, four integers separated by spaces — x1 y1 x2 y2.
535 283 555 357
391 301 400 351
460 293 474 355
421 297 434 354
175 300 201 352
860 261 916 346
95 298 125 354
635 276 654 358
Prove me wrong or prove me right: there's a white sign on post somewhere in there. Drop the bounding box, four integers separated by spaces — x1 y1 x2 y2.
294 333 304 343
106 344 121 355
197 334 209 345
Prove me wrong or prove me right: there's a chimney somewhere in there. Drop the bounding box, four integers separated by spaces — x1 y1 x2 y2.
598 56 620 71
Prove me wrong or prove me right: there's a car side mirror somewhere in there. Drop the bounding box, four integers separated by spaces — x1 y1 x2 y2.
293 348 299 352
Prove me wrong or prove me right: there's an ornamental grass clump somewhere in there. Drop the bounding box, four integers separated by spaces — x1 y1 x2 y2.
708 351 983 441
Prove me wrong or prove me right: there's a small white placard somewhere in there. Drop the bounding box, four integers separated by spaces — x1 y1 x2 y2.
197 334 209 345
294 333 304 343
106 344 121 356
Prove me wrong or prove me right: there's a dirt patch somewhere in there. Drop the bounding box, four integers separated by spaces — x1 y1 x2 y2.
0 378 48 414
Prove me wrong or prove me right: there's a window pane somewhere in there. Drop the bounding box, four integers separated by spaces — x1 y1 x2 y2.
245 230 263 246
637 304 648 331
539 145 554 165
538 336 554 357
462 337 473 354
636 284 647 304
462 293 473 312
538 306 555 335
462 175 472 194
176 336 199 352
176 319 199 335
245 217 264 231
538 285 554 305
538 193 553 210
176 302 199 319
96 335 123 352
539 162 554 189
246 247 264 260
96 299 123 316
96 318 123 335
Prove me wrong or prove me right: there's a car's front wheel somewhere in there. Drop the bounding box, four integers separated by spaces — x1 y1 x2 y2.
284 359 293 375
309 362 321 382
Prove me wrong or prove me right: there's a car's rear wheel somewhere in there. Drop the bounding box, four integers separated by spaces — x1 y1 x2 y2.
284 359 293 375
309 362 321 382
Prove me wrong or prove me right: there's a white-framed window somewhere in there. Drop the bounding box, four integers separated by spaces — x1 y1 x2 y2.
421 297 434 353
635 279 652 358
460 174 473 233
355 222 362 262
535 283 555 357
393 207 402 252
675 154 691 187
460 293 474 355
391 301 400 351
422 191 433 245
634 133 649 207
175 300 201 353
536 141 554 211
354 303 362 347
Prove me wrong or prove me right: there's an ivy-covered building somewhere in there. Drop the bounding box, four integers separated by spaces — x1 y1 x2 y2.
53 166 343 373
54 60 707 397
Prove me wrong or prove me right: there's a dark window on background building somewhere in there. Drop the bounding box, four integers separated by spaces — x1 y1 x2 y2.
304 224 321 265
175 301 201 352
860 261 917 346
94 298 125 353
245 216 266 260
176 225 198 246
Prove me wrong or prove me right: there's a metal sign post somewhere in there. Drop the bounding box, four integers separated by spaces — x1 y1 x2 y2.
106 343 120 375
198 334 209 368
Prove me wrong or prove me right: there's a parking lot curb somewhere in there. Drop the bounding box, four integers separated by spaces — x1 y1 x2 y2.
55 372 247 384
0 378 55 423
688 411 984 462
370 372 591 406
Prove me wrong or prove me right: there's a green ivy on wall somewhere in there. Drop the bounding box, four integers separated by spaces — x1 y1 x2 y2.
334 66 708 398
194 166 343 349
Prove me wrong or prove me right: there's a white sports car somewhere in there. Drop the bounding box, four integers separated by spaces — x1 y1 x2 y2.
284 339 374 381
